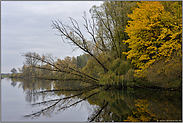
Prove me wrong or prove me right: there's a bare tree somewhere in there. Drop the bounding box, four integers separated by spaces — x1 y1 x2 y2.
11 68 17 74
51 14 109 73
23 52 40 66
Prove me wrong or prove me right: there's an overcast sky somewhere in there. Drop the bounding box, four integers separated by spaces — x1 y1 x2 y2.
1 1 103 73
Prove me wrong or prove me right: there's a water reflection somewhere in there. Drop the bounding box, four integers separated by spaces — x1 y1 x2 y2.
11 81 17 87
10 78 182 122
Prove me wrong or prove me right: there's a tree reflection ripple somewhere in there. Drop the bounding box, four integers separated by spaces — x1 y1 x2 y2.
11 78 182 122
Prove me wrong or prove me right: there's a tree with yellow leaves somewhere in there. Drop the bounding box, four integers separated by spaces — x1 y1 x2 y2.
124 1 182 73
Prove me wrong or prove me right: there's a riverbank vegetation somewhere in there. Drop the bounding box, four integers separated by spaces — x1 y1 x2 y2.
14 1 181 90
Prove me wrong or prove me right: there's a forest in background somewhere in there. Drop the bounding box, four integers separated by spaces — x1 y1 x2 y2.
12 1 182 90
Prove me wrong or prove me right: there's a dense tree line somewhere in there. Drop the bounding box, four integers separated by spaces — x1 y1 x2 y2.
16 1 181 89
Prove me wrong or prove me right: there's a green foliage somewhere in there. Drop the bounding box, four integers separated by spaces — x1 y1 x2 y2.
110 58 132 75
83 56 133 86
99 58 133 86
1 74 11 78
76 53 90 69
90 1 135 60
99 71 122 85
82 52 111 78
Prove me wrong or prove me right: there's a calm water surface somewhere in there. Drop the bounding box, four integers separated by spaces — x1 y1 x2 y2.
1 78 182 122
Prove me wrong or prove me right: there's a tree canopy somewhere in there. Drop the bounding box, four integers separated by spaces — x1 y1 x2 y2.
124 1 182 72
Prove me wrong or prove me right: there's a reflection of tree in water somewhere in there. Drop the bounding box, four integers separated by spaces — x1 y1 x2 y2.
25 88 39 103
12 78 53 103
23 85 101 119
11 81 17 87
86 89 135 122
16 78 181 122
86 89 182 122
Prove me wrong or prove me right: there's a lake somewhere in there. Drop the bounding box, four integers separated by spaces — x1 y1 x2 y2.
1 78 182 122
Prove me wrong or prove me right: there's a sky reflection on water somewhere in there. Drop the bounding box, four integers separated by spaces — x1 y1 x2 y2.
1 78 90 122
1 78 182 122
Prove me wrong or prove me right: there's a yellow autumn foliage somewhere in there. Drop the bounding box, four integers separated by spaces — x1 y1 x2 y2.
124 1 182 73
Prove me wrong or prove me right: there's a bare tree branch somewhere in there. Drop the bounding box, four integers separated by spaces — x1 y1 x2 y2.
52 18 109 73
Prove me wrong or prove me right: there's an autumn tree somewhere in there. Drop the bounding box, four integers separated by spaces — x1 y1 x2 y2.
89 1 135 60
124 1 182 74
22 52 100 85
11 68 17 74
22 52 41 77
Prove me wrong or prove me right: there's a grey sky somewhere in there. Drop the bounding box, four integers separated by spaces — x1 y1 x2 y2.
1 1 103 73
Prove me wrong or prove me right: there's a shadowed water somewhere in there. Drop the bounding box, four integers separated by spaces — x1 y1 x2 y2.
1 78 182 122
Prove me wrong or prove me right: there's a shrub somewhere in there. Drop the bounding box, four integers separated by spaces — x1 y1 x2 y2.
146 54 182 88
